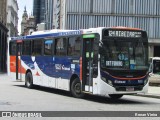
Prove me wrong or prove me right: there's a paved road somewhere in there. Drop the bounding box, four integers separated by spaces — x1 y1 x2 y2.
0 74 160 119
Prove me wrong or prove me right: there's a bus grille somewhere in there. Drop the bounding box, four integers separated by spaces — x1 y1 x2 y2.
115 86 143 91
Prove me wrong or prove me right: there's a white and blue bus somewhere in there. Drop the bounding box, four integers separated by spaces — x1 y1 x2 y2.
9 29 99 98
9 27 149 99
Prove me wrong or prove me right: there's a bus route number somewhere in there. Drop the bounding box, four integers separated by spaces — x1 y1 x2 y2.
106 61 123 67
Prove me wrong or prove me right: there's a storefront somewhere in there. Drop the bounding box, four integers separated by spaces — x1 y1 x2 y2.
0 22 8 73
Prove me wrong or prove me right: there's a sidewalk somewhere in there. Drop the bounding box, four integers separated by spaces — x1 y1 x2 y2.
0 73 160 99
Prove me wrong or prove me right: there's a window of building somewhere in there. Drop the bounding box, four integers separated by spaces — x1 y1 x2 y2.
55 38 67 56
32 39 42 56
22 40 31 55
44 39 54 56
67 37 81 56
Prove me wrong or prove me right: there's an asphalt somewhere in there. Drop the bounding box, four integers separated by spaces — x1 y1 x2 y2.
0 73 160 99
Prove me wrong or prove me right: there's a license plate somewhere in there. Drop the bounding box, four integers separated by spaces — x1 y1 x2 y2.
126 87 134 91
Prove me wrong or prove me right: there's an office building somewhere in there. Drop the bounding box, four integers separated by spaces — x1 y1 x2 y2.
58 0 160 57
33 0 46 25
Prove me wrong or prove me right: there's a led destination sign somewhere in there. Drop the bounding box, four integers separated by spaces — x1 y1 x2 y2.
108 30 142 38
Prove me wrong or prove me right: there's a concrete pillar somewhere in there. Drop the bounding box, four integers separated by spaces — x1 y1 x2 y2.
149 45 154 58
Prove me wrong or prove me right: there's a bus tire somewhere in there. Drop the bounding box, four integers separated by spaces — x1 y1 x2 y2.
25 72 34 89
109 94 123 99
71 78 84 98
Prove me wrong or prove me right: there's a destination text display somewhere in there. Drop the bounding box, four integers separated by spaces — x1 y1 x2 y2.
108 30 142 38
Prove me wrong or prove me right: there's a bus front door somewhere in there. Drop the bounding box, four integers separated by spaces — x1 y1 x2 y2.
16 42 22 80
82 37 95 93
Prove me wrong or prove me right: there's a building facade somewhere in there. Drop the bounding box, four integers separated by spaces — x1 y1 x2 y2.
35 0 160 57
0 0 8 72
33 0 46 25
34 0 55 30
53 0 61 29
45 0 54 30
23 16 36 35
21 7 28 35
7 0 19 37
0 0 7 26
21 7 36 35
58 0 160 57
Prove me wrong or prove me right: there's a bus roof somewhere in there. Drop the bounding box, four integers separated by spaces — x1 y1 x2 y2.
10 30 81 40
150 57 160 60
110 26 141 31
81 26 143 34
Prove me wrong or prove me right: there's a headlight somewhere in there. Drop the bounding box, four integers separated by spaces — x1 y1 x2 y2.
101 77 113 86
138 80 143 84
101 77 106 82
108 80 113 86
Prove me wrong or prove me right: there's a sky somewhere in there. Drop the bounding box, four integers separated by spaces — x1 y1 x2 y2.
17 0 33 34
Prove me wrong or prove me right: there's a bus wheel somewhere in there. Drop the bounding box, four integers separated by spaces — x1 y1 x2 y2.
109 94 123 99
25 72 33 89
71 78 84 98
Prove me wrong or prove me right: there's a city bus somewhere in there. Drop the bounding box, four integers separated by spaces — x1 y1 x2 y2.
9 27 149 99
149 57 160 84
9 29 99 98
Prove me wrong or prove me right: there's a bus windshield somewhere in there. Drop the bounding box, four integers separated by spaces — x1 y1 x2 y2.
100 38 148 70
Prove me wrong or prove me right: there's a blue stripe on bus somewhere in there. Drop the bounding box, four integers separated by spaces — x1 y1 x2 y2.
21 56 80 79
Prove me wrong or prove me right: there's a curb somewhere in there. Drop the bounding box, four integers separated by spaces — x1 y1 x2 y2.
135 93 160 99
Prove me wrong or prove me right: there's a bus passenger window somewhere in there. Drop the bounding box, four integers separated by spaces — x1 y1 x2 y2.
67 37 81 56
32 40 42 56
10 41 16 55
44 40 53 56
23 41 31 55
55 38 67 56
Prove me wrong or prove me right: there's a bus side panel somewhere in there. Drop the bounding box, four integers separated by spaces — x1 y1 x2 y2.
20 56 80 91
32 56 80 91
54 57 80 91
10 56 16 73
21 56 44 86
10 56 26 81
10 56 17 81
